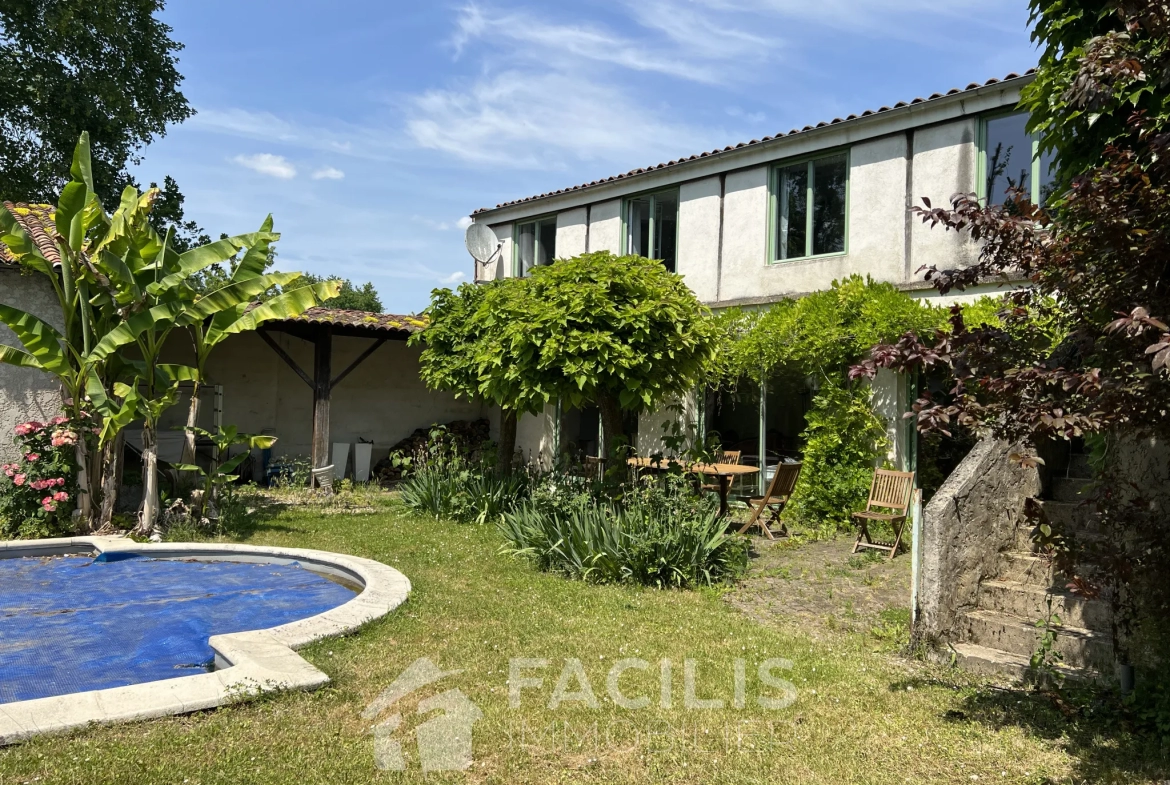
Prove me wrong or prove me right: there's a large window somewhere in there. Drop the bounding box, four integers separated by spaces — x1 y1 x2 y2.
980 112 1057 206
514 216 557 277
624 190 678 272
772 152 848 262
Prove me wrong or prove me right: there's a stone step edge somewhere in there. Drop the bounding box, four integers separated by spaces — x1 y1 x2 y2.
982 578 1110 605
950 642 1098 682
965 608 1108 644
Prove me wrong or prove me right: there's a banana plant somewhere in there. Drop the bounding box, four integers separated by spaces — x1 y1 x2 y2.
172 425 276 520
177 221 340 464
0 131 332 535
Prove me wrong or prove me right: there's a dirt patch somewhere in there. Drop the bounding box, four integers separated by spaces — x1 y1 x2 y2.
727 535 913 642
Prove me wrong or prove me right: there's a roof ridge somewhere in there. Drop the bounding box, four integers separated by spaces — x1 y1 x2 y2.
472 69 1036 216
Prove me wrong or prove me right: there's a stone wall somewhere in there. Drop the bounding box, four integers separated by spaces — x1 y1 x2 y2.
917 438 1041 642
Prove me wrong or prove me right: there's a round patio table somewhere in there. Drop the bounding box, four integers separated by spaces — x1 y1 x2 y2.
627 457 760 516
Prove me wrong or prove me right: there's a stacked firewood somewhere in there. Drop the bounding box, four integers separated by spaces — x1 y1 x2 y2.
372 418 491 485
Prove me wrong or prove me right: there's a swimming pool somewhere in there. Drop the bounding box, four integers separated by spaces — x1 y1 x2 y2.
0 537 411 744
1 553 358 703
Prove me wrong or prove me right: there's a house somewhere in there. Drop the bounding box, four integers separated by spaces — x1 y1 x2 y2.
466 70 1046 476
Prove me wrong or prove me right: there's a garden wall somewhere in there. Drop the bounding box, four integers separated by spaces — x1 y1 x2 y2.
0 269 63 463
918 438 1040 642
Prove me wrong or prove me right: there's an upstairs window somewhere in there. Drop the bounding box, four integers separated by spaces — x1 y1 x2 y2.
980 112 1058 206
624 190 679 273
772 152 848 262
514 217 557 277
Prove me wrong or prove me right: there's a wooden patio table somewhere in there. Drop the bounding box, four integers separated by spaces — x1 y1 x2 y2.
627 457 760 517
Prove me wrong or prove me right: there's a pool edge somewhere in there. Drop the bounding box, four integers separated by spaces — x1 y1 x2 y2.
0 537 411 745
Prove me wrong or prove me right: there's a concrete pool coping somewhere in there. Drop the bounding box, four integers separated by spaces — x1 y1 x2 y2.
0 536 411 745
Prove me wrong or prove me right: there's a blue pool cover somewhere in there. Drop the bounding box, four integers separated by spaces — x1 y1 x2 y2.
0 554 356 704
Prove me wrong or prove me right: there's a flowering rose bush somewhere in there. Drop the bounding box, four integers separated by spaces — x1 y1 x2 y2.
0 415 83 539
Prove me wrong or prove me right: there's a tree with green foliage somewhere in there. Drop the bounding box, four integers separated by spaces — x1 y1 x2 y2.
301 274 383 313
0 133 335 534
0 0 192 206
414 252 720 466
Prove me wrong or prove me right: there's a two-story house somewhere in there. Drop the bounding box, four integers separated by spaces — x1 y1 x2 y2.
467 70 1049 477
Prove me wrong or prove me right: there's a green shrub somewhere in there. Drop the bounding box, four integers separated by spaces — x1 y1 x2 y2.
784 381 889 535
498 476 748 588
0 415 85 539
398 428 529 524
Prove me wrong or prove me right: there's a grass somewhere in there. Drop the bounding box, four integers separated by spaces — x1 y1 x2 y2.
1 490 1167 784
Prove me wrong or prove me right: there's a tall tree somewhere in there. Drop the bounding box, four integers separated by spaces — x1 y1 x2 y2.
0 0 192 205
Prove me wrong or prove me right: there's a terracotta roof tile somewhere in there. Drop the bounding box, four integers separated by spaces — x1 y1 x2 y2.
472 69 1036 216
260 306 427 335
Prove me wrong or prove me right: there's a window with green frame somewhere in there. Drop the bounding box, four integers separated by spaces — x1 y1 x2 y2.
771 152 848 262
514 216 557 277
980 112 1058 206
623 189 679 273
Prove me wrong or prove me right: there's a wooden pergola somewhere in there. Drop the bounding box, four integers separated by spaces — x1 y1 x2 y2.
256 307 426 485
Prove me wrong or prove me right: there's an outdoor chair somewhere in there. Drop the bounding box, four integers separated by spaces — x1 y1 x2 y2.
851 469 916 560
738 462 802 539
701 450 742 494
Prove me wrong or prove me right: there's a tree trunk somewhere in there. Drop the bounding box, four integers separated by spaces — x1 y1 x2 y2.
137 425 159 536
74 438 92 531
496 410 518 476
180 387 201 466
97 431 124 530
596 393 625 460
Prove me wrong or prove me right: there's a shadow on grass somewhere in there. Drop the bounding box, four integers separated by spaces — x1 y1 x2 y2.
888 675 1170 782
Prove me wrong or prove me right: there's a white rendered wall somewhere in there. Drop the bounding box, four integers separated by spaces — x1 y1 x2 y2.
716 166 770 302
486 222 513 280
910 119 980 274
676 177 722 303
556 207 588 259
588 199 622 254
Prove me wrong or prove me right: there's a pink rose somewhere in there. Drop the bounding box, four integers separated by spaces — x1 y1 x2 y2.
49 416 68 426
24 453 39 463
55 477 66 487
53 491 68 503
41 498 57 512
14 474 26 486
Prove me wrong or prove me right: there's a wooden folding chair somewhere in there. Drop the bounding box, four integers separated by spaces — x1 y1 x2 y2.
851 469 916 560
738 462 802 539
701 450 742 493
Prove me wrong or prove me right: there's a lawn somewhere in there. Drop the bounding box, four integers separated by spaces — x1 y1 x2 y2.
0 492 1164 784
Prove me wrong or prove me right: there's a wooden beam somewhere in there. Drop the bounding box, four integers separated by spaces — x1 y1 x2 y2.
311 326 333 476
331 337 387 389
258 329 314 389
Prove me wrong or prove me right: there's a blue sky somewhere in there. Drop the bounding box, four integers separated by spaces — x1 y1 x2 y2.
132 1 1038 315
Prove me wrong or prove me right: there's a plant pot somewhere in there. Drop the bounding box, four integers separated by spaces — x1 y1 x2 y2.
332 443 350 481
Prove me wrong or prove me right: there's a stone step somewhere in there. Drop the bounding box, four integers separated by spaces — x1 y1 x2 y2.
963 609 1113 670
998 552 1057 585
1038 500 1099 533
951 642 1092 683
1067 452 1093 479
1052 476 1093 503
980 579 1112 632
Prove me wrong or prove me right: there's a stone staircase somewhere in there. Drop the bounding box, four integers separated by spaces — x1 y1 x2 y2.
951 469 1115 681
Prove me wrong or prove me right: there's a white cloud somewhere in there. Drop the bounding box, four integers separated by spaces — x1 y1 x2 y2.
232 153 297 179
407 70 710 167
450 3 771 85
312 166 345 180
441 270 467 284
456 216 473 230
413 215 479 231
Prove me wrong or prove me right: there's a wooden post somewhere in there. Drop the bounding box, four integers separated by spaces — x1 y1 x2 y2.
311 326 333 485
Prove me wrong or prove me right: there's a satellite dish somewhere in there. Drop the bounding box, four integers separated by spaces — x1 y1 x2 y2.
465 222 502 283
465 222 501 264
